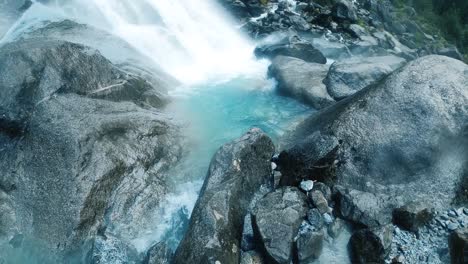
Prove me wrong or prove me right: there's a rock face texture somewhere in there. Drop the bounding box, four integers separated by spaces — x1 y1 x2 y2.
348 225 393 264
279 55 468 225
255 36 327 64
449 228 468 264
0 39 183 258
325 55 407 100
173 128 275 264
252 187 308 264
269 56 335 109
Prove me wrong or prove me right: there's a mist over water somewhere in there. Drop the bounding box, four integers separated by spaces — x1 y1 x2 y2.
0 0 314 261
30 0 269 84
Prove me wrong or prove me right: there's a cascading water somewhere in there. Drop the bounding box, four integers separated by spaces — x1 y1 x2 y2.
30 0 269 84
1 0 315 262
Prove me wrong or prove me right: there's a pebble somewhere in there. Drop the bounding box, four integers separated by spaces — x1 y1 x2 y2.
299 180 314 192
447 223 458 231
323 213 333 224
463 208 468 215
271 162 277 171
448 210 457 218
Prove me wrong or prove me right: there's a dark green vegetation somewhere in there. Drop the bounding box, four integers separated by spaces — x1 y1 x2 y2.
394 0 468 60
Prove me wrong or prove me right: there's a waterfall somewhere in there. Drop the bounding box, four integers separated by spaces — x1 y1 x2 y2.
33 0 268 85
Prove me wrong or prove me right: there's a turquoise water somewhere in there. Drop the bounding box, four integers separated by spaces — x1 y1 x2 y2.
131 77 315 252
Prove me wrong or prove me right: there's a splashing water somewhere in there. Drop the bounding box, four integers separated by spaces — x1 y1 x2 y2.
30 0 269 84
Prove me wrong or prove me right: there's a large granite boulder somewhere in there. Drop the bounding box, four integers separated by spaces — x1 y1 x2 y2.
325 55 407 100
269 56 335 109
278 56 468 226
252 187 308 264
173 128 275 264
449 228 468 264
0 39 183 259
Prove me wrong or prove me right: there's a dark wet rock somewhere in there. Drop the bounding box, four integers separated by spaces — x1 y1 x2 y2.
449 228 468 264
279 56 468 225
296 229 324 263
252 187 308 264
332 0 358 22
334 186 399 227
328 218 345 238
255 37 327 64
144 242 173 264
311 182 332 203
278 131 339 186
0 39 183 257
310 190 330 214
307 209 325 230
240 250 264 264
392 202 435 233
268 56 334 109
348 225 393 264
437 46 464 61
174 128 275 264
325 55 407 100
241 214 255 251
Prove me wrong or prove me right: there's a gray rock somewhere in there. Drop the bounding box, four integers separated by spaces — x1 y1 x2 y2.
269 56 335 109
241 214 255 251
311 182 332 203
325 55 407 100
0 39 183 257
255 37 327 64
334 186 398 227
279 56 468 228
323 213 333 225
307 209 324 230
392 202 435 232
240 250 264 264
144 242 173 264
437 46 464 61
173 128 275 264
310 190 330 214
332 0 358 22
296 229 324 263
449 228 468 264
348 225 394 264
252 187 308 264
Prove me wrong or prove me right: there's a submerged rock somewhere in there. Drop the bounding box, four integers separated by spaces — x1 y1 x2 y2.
252 187 308 264
325 55 407 100
173 128 275 264
269 56 335 109
0 39 183 257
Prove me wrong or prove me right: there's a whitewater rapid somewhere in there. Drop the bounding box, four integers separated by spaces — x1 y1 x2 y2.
11 0 269 85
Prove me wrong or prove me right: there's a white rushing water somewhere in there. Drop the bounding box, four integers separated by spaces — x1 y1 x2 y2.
29 0 269 84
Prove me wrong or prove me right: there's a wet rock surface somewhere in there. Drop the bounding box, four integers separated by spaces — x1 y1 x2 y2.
268 55 334 109
0 39 183 259
252 187 308 264
349 225 393 264
173 128 275 264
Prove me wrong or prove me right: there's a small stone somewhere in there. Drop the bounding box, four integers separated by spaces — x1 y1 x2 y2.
273 171 282 188
307 209 324 229
448 223 459 231
449 210 457 218
311 182 332 202
300 180 314 192
310 190 329 214
463 208 468 215
323 213 333 224
271 162 277 171
296 229 324 263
